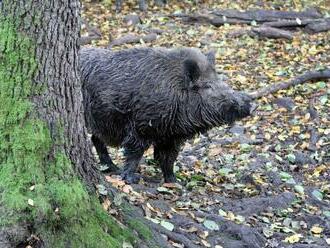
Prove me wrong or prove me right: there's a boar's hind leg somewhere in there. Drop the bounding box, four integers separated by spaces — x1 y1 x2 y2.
91 135 118 172
154 142 181 183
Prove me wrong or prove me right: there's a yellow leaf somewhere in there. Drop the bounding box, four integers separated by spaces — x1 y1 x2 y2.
265 133 271 140
208 147 222 157
122 184 133 194
311 225 323 234
278 134 287 141
308 45 318 55
227 212 235 221
102 198 111 211
291 126 300 134
303 113 310 121
105 175 125 188
284 234 302 243
313 165 327 177
236 74 247 84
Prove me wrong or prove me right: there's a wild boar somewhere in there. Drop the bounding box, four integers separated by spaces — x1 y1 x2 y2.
79 47 256 183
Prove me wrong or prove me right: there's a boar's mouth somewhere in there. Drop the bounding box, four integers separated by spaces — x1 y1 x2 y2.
249 102 258 114
221 95 257 125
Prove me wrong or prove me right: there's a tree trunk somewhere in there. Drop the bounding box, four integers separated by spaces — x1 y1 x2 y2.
3 0 97 185
0 1 134 247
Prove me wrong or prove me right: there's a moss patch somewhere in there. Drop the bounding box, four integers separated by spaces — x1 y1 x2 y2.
0 19 134 247
127 219 153 241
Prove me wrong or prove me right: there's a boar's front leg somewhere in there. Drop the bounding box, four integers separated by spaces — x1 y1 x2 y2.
154 141 181 183
91 135 118 172
121 142 147 184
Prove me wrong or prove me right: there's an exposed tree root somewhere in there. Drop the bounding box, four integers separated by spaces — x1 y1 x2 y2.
194 211 266 248
249 68 330 99
149 221 200 248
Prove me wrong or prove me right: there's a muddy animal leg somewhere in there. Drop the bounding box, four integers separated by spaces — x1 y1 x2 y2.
91 135 118 172
154 142 181 183
121 142 147 184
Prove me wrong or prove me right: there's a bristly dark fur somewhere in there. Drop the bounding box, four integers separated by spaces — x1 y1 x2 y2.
79 47 254 183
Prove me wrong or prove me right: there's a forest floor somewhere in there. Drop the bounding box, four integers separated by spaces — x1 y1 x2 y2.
82 1 330 247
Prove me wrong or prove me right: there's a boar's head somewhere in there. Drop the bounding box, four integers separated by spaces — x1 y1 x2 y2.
180 48 257 127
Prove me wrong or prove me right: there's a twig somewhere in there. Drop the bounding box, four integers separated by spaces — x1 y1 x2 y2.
249 69 330 99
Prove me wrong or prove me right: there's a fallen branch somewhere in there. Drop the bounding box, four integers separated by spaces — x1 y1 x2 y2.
263 18 315 28
170 9 330 34
169 13 251 26
80 35 102 45
263 18 330 33
228 26 293 40
80 19 102 45
249 69 330 99
251 26 294 39
212 8 322 22
305 18 330 33
108 33 157 48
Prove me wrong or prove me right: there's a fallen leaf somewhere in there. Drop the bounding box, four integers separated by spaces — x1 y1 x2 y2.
97 184 108 196
218 209 227 217
28 199 34 206
201 239 211 247
160 220 174 231
312 190 323 201
102 198 111 211
105 176 126 188
294 185 304 194
203 220 219 231
122 184 132 194
311 225 323 234
163 182 182 189
284 234 302 243
122 241 133 248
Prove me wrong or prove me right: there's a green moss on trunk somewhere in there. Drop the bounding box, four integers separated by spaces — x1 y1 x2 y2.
0 19 134 248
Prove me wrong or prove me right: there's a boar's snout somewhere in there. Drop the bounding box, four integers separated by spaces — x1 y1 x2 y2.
235 92 257 118
249 102 258 114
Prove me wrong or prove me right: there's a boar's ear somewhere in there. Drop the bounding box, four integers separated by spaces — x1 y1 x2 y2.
183 59 200 87
205 50 216 66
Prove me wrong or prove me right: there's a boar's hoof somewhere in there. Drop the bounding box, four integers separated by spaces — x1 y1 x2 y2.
121 172 141 184
164 174 177 183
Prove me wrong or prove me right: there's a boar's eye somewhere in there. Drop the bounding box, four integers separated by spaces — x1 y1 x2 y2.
191 84 200 91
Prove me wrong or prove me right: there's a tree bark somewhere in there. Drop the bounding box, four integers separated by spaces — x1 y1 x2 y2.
0 1 132 247
0 1 168 247
2 0 97 186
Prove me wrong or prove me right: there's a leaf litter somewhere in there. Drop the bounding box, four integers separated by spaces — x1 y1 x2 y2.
82 0 330 247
